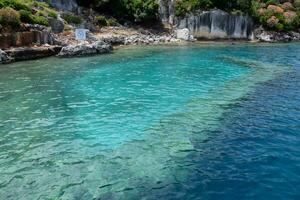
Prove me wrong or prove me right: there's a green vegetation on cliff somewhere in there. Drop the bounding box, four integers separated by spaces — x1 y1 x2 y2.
251 0 300 31
0 0 299 32
174 0 251 16
0 0 58 29
76 0 300 31
77 0 159 23
174 0 300 31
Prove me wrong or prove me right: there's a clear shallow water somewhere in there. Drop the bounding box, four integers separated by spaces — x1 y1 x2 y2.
0 43 299 199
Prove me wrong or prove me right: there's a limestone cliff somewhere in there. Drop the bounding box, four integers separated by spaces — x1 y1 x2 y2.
158 0 253 39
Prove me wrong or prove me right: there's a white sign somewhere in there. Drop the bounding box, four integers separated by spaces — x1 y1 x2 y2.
75 29 88 41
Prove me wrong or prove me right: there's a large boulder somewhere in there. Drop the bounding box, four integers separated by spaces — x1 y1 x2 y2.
58 41 112 57
253 26 300 42
49 17 65 33
0 49 13 64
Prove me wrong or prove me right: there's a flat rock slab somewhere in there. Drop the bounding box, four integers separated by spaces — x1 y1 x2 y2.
57 41 112 57
5 46 62 62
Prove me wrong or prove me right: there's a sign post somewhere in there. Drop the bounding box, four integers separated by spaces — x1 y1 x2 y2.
75 29 88 41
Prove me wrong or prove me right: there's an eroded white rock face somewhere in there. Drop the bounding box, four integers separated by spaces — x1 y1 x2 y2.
0 49 13 64
256 32 273 42
175 28 192 41
174 9 253 40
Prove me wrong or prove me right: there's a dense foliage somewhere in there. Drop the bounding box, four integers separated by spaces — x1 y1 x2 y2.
77 0 159 23
251 0 300 31
0 7 20 28
174 0 252 16
95 15 118 26
0 0 299 32
61 13 82 24
0 0 58 28
174 0 300 30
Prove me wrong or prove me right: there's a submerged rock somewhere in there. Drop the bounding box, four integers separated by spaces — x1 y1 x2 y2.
58 41 112 57
0 49 13 64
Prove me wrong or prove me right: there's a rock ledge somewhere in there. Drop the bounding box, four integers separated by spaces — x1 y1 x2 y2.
58 41 112 57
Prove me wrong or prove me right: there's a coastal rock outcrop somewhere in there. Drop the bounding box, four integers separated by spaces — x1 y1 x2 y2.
58 41 112 57
49 17 65 33
254 26 300 42
158 0 175 25
174 10 253 40
0 30 58 49
0 49 13 64
123 35 179 45
158 0 254 40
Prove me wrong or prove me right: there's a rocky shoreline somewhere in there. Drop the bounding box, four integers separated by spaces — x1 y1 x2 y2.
0 26 183 64
0 0 299 64
1 26 299 64
254 26 300 42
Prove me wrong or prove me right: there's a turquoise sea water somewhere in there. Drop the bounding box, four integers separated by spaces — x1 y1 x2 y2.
0 43 299 199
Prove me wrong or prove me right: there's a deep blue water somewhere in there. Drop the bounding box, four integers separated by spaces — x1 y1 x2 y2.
0 43 299 199
152 66 300 200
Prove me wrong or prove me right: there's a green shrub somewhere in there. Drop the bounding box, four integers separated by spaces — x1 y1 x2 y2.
19 9 34 23
107 17 118 26
175 0 213 17
48 10 57 18
121 0 159 23
62 13 82 24
295 0 300 9
265 0 278 6
95 15 119 26
33 15 48 26
0 0 31 11
0 7 20 28
19 9 48 25
96 15 107 26
275 22 284 30
87 0 159 24
174 0 251 17
251 0 300 31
